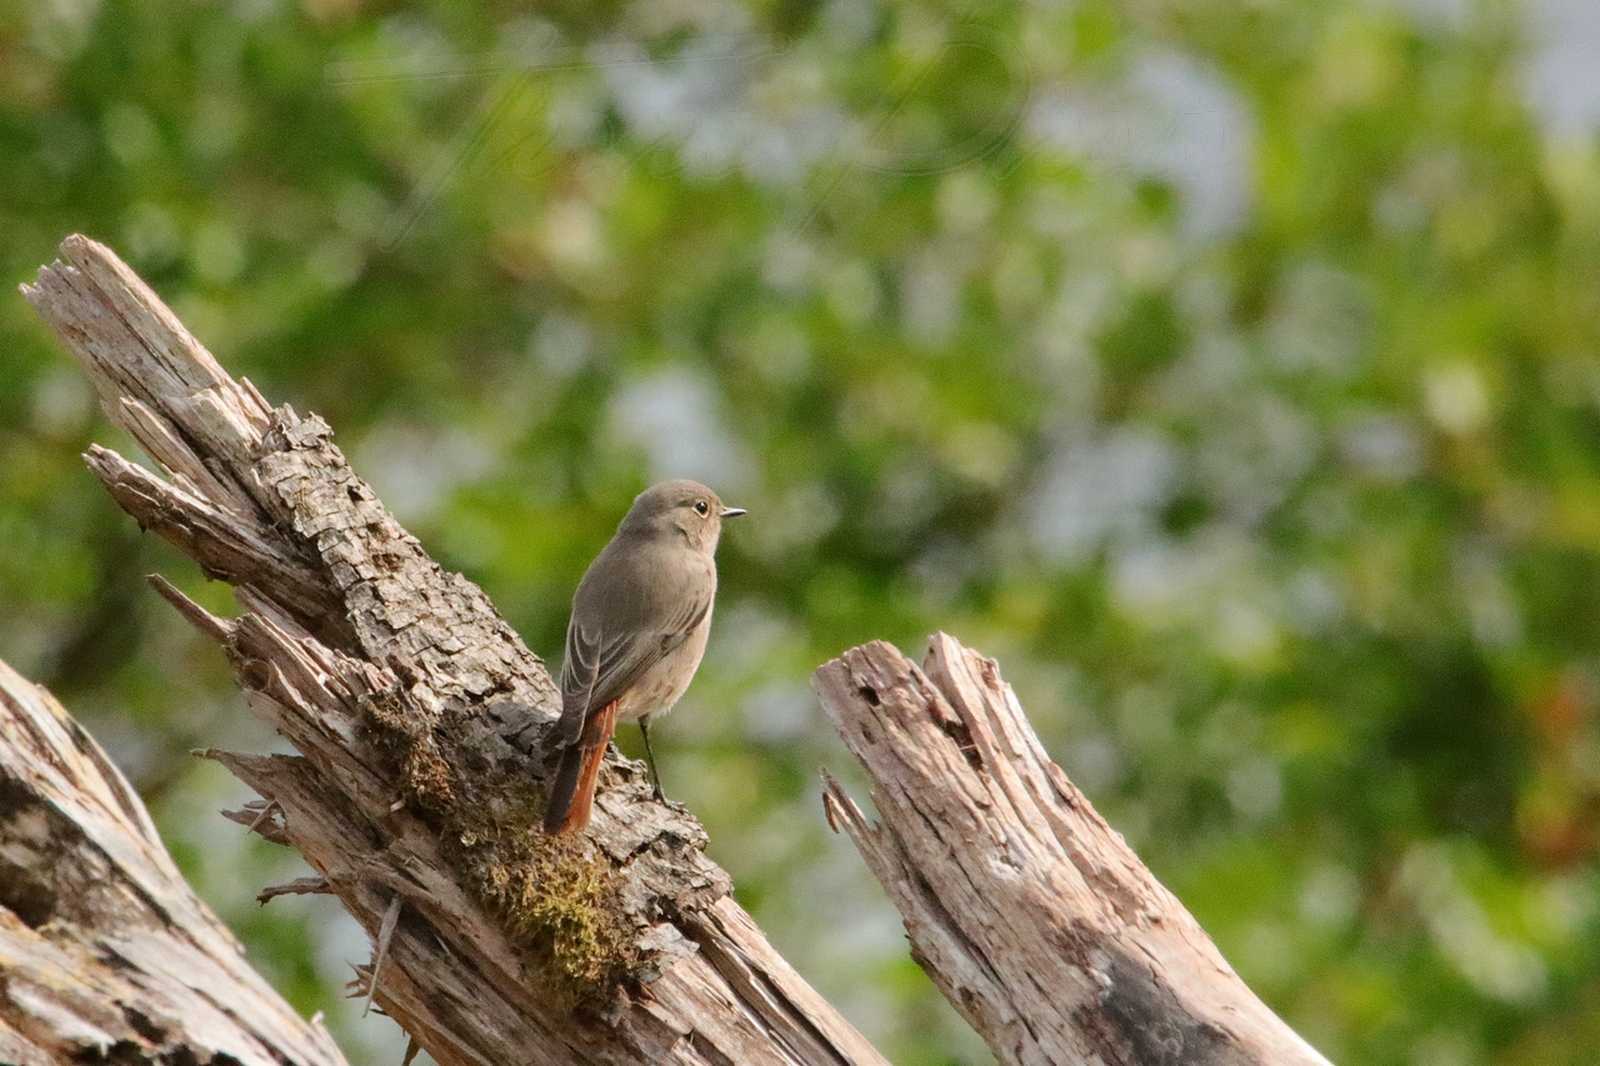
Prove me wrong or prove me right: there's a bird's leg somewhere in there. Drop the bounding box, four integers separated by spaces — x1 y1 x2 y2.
639 715 667 803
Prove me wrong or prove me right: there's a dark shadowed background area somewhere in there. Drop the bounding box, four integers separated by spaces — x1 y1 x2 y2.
6 1 1600 1063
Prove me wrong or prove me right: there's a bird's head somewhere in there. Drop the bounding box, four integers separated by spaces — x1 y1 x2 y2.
619 478 746 554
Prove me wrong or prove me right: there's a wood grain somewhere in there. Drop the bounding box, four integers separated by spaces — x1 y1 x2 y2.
814 634 1333 1066
0 658 348 1066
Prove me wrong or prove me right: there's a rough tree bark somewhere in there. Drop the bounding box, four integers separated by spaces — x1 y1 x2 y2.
814 635 1332 1066
8 234 1331 1066
19 235 886 1066
0 657 348 1066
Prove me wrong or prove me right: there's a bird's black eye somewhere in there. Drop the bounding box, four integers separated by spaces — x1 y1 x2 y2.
694 499 710 516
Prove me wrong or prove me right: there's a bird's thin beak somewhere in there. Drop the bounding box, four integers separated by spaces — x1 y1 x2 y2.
719 506 748 519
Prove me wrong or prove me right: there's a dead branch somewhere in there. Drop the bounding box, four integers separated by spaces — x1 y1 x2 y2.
814 634 1332 1066
0 658 347 1066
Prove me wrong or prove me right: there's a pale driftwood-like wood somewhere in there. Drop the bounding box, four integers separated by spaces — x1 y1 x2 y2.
0 658 348 1066
814 634 1332 1066
22 235 887 1066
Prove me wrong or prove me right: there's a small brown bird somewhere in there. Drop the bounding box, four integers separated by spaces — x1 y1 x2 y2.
542 479 745 834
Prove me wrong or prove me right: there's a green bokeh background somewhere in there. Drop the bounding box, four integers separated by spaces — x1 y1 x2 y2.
7 1 1600 1063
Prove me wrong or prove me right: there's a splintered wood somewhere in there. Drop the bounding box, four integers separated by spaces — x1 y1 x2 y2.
813 634 1332 1066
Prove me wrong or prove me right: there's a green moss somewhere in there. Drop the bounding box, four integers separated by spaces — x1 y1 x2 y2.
449 774 636 1007
361 687 454 814
361 695 635 1007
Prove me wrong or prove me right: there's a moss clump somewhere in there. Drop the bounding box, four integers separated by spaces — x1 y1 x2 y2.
362 687 454 814
448 773 636 1008
360 692 636 1008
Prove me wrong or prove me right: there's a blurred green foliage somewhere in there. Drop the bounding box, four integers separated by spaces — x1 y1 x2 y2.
6 0 1600 1063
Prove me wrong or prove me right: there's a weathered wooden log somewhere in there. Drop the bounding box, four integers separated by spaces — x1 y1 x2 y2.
0 658 348 1066
814 634 1332 1066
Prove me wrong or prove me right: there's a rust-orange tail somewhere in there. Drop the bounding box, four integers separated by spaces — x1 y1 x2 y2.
543 699 619 834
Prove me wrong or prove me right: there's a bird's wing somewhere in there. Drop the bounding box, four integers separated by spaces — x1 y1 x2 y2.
556 576 711 745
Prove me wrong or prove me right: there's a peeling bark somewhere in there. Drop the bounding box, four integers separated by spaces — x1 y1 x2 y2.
814 634 1333 1066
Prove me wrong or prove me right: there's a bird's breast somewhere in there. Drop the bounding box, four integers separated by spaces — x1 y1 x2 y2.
614 611 713 723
